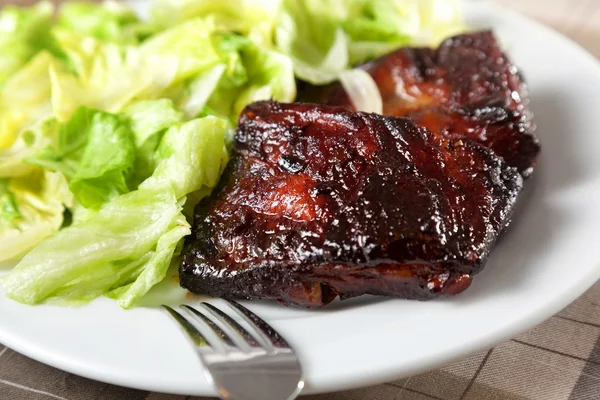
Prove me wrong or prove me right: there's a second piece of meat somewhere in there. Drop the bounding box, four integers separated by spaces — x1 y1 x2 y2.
321 31 541 177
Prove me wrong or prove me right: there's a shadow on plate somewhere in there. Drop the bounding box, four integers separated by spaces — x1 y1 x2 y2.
529 90 594 192
452 89 584 303
451 174 565 303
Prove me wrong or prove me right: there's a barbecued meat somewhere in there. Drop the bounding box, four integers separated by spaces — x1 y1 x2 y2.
180 101 523 307
321 31 540 177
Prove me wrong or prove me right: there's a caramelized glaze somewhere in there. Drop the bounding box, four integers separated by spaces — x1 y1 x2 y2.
180 102 522 306
322 31 540 177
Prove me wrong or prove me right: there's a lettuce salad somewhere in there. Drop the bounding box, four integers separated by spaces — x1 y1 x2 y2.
0 0 464 308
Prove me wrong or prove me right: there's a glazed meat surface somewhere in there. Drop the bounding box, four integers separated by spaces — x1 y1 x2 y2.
322 31 540 177
180 101 523 307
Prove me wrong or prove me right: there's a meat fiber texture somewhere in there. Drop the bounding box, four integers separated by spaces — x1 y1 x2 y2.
320 31 541 177
180 101 523 307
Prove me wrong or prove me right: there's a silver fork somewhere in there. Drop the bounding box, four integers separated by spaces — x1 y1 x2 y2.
163 300 304 400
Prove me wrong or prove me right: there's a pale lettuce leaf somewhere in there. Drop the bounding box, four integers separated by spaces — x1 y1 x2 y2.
122 99 184 185
0 52 56 177
0 1 54 88
149 0 282 46
56 1 152 45
0 169 72 262
2 116 229 308
276 0 465 84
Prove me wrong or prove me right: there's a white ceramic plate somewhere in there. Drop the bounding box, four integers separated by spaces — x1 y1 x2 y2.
2 2 600 397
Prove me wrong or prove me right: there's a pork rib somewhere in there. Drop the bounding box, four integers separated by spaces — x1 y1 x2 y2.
180 101 523 307
322 31 540 177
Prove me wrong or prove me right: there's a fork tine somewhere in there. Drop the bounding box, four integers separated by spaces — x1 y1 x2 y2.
226 299 291 349
181 305 237 348
161 305 212 349
201 302 260 348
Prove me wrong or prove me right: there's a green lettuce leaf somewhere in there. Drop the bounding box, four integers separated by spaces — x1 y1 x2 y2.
55 1 152 45
0 52 56 177
27 108 136 209
49 18 226 121
29 101 182 193
149 0 281 46
0 180 21 224
25 109 93 178
177 64 227 119
276 0 465 84
144 116 229 197
124 100 184 149
150 31 296 123
49 13 296 124
232 45 296 117
275 0 348 84
49 35 151 121
0 1 54 88
201 33 296 122
122 99 184 185
1 115 229 308
1 187 181 304
0 169 72 262
68 112 135 209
